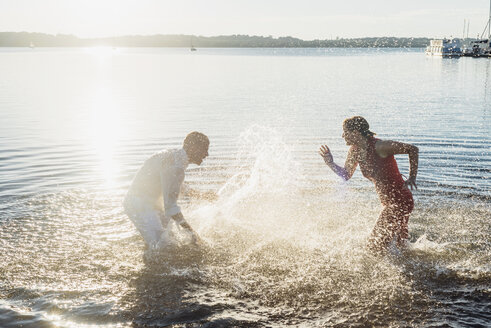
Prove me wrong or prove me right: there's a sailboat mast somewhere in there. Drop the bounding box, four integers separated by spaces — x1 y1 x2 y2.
463 19 466 40
488 0 491 40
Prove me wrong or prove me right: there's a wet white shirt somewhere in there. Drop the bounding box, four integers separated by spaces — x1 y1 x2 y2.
126 148 189 217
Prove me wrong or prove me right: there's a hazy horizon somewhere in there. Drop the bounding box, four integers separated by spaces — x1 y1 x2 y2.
2 0 491 40
0 31 450 40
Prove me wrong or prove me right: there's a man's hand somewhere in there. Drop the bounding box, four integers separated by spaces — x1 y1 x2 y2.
180 221 203 244
319 145 334 165
172 213 204 246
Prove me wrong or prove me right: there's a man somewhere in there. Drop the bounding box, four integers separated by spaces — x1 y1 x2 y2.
124 131 209 250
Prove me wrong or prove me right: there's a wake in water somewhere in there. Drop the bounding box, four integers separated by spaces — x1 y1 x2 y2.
0 125 489 327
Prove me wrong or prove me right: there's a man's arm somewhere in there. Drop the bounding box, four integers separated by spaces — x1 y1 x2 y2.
319 145 358 181
160 165 184 218
161 157 205 244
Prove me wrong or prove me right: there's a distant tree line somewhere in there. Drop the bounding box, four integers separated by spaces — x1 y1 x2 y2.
0 32 432 48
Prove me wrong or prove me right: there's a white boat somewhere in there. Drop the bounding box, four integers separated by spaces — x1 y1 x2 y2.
425 39 462 57
190 35 197 51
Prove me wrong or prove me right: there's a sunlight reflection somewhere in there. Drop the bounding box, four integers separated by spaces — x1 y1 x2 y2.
89 85 122 189
84 46 120 60
44 312 126 328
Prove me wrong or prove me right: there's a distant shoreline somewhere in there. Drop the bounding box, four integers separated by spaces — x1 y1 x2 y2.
0 46 426 49
0 32 434 48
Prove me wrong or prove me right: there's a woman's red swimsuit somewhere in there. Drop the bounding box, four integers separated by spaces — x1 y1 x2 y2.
358 137 414 248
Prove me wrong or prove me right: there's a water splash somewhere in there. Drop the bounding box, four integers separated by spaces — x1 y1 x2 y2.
0 125 489 327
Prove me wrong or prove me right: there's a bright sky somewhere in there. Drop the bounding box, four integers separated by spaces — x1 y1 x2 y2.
1 0 490 39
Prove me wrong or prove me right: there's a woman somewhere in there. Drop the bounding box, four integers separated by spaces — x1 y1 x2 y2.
319 116 419 251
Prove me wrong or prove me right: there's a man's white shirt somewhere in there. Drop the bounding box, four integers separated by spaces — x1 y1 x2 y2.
127 148 189 217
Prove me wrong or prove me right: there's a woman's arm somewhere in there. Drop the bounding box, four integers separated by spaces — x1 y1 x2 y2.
319 145 358 181
375 140 419 189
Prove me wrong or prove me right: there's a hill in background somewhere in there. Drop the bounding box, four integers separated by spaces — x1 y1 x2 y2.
0 32 432 48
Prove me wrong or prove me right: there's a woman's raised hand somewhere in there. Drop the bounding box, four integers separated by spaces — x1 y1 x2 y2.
319 145 334 165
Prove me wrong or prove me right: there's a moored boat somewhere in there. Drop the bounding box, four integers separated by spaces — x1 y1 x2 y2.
425 39 462 57
462 39 491 57
462 0 491 57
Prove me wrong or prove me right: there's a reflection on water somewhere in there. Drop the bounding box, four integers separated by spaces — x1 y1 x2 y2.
89 85 123 188
0 48 490 327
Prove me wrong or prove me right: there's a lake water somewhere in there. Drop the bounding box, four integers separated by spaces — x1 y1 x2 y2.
0 47 489 327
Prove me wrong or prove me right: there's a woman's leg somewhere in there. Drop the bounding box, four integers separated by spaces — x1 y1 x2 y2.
368 200 414 252
396 201 413 248
367 206 400 252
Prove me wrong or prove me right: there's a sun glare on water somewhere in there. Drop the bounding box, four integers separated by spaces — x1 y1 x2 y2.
89 85 122 189
84 46 120 59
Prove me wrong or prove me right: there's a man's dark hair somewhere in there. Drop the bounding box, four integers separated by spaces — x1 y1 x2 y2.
183 131 209 148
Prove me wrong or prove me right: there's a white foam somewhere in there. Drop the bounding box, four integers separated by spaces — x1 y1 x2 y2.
408 234 448 252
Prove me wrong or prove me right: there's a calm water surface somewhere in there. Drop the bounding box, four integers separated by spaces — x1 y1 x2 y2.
0 47 490 327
